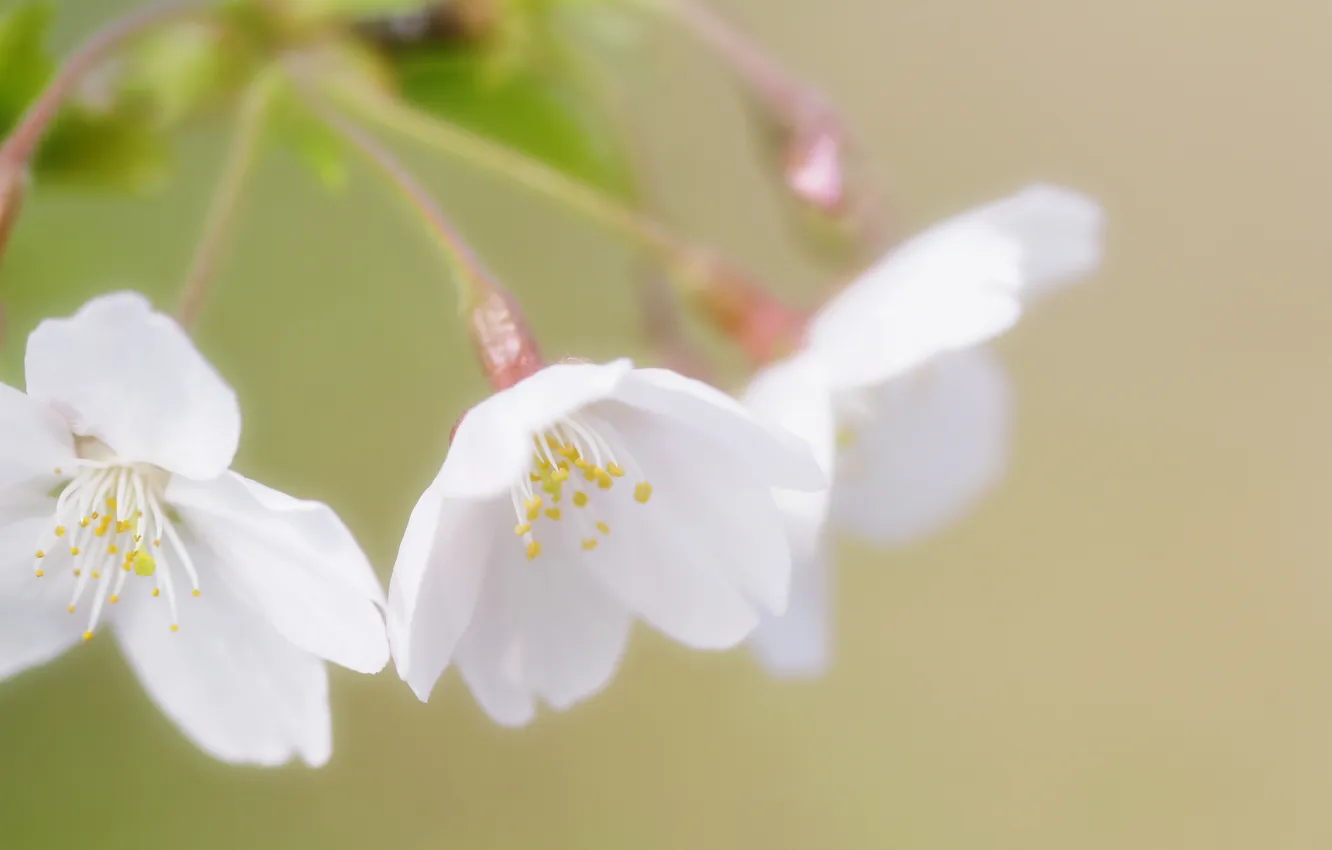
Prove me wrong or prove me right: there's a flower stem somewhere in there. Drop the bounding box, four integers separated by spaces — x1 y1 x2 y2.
0 0 203 175
302 88 544 389
328 82 713 285
176 73 276 330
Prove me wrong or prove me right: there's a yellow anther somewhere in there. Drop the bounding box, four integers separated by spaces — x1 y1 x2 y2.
116 521 130 534
105 498 116 510
34 550 44 559
558 445 580 460
69 547 80 556
596 471 613 490
109 595 119 604
541 480 561 495
34 569 43 578
106 544 118 556
132 551 156 577
581 538 598 551
79 517 89 528
634 482 654 504
596 521 610 535
151 588 160 598
53 467 62 475
573 491 588 507
525 541 541 560
545 434 562 450
526 506 540 521
82 631 93 642
133 535 141 543
170 624 179 633
550 490 561 503
514 522 532 536
135 510 143 519
551 467 570 483
121 561 131 572
90 512 99 520
152 539 160 548
66 605 75 613
73 569 81 577
606 463 625 478
54 526 66 537
191 589 201 598
584 467 598 481
529 472 542 483
524 496 543 511
545 508 561 521
91 572 100 580
574 458 590 470
93 526 107 538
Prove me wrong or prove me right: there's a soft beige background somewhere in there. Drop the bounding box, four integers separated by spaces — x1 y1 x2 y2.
2 0 1331 848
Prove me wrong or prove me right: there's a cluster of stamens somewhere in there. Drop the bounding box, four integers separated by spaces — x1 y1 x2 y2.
511 416 653 560
33 462 199 641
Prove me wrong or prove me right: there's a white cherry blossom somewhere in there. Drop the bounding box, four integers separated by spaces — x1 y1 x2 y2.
0 292 389 765
387 358 825 725
747 184 1103 677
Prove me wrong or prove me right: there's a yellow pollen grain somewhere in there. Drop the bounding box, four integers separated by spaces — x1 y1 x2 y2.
192 589 201 598
151 588 160 598
634 482 653 504
525 541 541 560
606 463 625 478
170 624 179 633
581 538 598 551
54 526 66 537
545 508 561 521
514 522 532 536
82 631 93 641
596 521 610 535
573 491 588 507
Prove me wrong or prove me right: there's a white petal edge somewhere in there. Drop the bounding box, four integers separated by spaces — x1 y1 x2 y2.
0 508 87 683
611 367 826 492
0 382 76 491
167 472 389 674
749 547 831 680
114 567 332 767
437 359 634 500
831 348 1012 545
25 292 241 479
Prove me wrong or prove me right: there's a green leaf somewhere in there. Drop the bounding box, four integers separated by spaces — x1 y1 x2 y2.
268 82 350 193
34 108 169 192
0 2 56 130
282 0 432 24
117 21 251 130
392 46 635 198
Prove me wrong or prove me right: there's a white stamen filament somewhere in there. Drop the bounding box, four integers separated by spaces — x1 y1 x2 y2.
36 460 198 639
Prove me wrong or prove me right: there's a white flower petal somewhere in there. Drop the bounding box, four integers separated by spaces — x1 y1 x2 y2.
454 562 537 726
511 548 632 711
611 368 826 492
24 292 241 479
439 359 634 500
0 508 85 682
114 568 331 767
741 354 837 560
974 183 1104 299
577 415 764 648
0 383 75 490
832 348 1012 545
395 494 501 698
806 184 1102 391
166 472 389 674
749 548 831 679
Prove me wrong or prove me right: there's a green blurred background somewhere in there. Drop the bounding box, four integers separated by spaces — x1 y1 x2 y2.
3 0 1331 847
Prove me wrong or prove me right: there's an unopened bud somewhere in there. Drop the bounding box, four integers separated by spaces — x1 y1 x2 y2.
782 111 847 215
467 289 544 391
689 258 806 366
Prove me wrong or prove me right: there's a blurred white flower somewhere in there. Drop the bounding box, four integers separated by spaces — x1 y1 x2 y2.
387 358 825 725
746 184 1104 677
0 293 388 766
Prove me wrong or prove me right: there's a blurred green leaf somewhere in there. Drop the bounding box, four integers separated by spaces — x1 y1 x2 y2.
269 87 350 193
282 0 431 24
33 107 169 192
118 21 251 130
0 1 56 128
